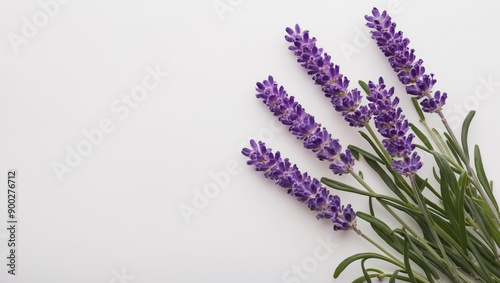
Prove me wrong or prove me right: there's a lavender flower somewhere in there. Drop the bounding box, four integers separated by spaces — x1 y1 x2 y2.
344 106 372 127
242 139 357 231
256 76 354 175
421 91 447 113
368 78 423 174
285 24 372 127
392 152 423 177
365 8 447 113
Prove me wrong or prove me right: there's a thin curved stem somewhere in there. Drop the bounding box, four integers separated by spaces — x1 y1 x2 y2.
421 119 452 159
364 122 392 164
353 227 431 283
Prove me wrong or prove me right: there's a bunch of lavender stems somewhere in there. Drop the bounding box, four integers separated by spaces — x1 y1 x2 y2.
284 16 500 282
285 24 468 281
254 74 469 281
242 8 500 283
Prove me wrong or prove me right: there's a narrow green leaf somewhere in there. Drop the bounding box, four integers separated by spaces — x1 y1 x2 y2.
469 242 494 283
456 171 468 253
357 212 392 235
369 196 375 216
359 131 388 164
479 252 500 279
361 258 373 283
348 144 383 164
411 97 425 121
365 268 384 274
358 80 370 95
474 145 497 209
461 110 476 161
443 132 466 169
417 177 428 193
415 174 441 200
406 234 440 281
478 198 500 243
363 157 409 202
321 177 359 192
390 172 415 202
321 178 409 207
467 197 500 250
410 123 434 150
432 151 460 229
352 273 379 283
442 247 477 279
389 270 401 283
350 146 360 160
334 253 398 278
401 234 417 283
469 234 497 266
415 144 432 154
391 229 438 282
432 151 459 191
379 199 421 217
371 225 405 260
432 167 441 183
446 140 463 168
432 215 460 244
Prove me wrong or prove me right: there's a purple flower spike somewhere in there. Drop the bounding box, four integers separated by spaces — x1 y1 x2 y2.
368 78 422 173
255 76 354 175
366 7 448 113
392 152 423 176
242 140 357 231
285 25 372 127
420 91 447 113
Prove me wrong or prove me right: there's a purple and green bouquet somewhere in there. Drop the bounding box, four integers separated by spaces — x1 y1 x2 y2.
242 8 500 283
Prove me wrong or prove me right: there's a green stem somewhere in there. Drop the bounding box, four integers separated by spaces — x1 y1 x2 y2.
364 122 393 164
350 170 448 267
353 227 431 283
420 119 449 158
354 227 402 266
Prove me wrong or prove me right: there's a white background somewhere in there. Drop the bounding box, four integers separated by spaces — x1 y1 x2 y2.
1 0 500 282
